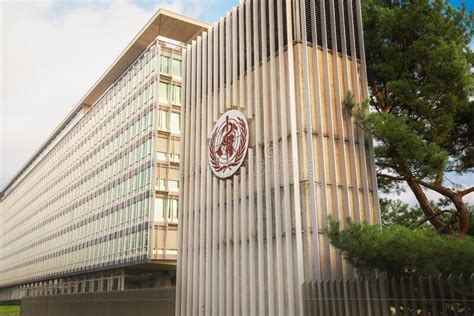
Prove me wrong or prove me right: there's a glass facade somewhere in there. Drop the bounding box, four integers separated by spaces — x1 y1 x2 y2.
0 39 183 290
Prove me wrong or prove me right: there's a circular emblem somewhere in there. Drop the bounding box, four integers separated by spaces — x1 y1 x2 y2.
209 110 249 178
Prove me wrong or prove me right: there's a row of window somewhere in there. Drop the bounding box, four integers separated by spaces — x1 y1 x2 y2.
0 45 161 285
113 47 157 101
5 62 159 237
4 92 155 244
1 43 185 286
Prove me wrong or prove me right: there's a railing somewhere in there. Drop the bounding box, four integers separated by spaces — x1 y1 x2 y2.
20 287 175 316
303 274 474 316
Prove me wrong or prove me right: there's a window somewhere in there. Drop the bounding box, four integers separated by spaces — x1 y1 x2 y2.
169 199 178 219
139 171 144 187
168 180 179 192
172 85 181 105
158 110 168 131
170 112 180 134
145 198 150 216
159 82 169 103
148 82 154 100
160 56 170 74
154 198 165 220
157 151 167 161
171 59 182 77
157 179 166 191
171 153 180 163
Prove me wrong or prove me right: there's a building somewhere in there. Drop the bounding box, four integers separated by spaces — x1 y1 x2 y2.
177 0 379 315
1 0 381 313
0 10 209 301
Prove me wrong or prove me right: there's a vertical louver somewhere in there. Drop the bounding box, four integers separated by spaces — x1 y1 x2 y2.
226 0 362 61
208 0 362 93
304 0 361 58
344 0 352 56
353 0 361 59
281 0 289 49
334 0 342 53
315 0 323 46
324 0 333 50
237 9 241 78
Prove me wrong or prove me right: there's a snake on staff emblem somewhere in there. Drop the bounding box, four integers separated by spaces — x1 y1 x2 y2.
216 116 237 160
209 110 249 178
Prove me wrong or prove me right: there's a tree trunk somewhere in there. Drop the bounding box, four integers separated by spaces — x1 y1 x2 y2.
407 180 451 234
419 183 470 237
443 192 469 237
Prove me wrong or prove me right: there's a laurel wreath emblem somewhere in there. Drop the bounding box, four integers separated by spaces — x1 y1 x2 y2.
209 116 247 174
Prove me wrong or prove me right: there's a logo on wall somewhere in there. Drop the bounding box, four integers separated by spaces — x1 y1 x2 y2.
209 110 249 179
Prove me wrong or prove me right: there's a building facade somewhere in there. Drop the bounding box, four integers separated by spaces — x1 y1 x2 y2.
0 10 208 301
176 0 379 315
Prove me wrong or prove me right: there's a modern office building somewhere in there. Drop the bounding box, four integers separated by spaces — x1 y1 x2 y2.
177 0 379 315
1 0 380 313
0 10 209 301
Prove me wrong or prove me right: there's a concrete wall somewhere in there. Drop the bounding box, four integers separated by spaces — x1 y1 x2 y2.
176 0 379 315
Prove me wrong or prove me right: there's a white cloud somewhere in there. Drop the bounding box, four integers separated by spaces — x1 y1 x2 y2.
0 0 209 188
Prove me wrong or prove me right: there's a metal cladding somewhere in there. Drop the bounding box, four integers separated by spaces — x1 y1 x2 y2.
177 0 380 315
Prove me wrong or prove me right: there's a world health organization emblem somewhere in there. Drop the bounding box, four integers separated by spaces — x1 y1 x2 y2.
209 110 249 178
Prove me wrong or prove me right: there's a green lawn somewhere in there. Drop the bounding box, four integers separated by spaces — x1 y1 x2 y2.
0 305 20 316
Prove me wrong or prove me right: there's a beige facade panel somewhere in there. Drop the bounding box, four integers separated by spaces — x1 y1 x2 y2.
177 0 379 314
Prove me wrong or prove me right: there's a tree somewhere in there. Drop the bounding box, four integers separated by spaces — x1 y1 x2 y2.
345 0 474 235
380 198 425 227
325 219 474 277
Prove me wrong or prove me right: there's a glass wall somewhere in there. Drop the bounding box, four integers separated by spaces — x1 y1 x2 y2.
0 40 162 287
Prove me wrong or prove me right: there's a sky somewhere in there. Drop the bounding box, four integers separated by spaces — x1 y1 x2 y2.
0 0 472 206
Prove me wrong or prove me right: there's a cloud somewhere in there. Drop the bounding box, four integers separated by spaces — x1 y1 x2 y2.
0 0 216 188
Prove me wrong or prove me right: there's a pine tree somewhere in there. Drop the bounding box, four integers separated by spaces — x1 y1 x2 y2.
346 0 474 235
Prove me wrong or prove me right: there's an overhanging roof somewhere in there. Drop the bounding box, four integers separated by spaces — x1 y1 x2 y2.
82 9 210 106
1 9 209 196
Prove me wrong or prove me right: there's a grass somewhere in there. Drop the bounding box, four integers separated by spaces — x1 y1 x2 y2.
0 305 20 316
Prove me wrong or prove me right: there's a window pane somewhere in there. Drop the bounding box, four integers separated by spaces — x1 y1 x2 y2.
173 86 181 105
156 179 166 191
157 151 167 161
168 180 179 192
171 59 181 77
154 198 164 220
170 199 178 219
158 110 168 130
159 82 169 103
160 56 170 74
170 112 180 133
